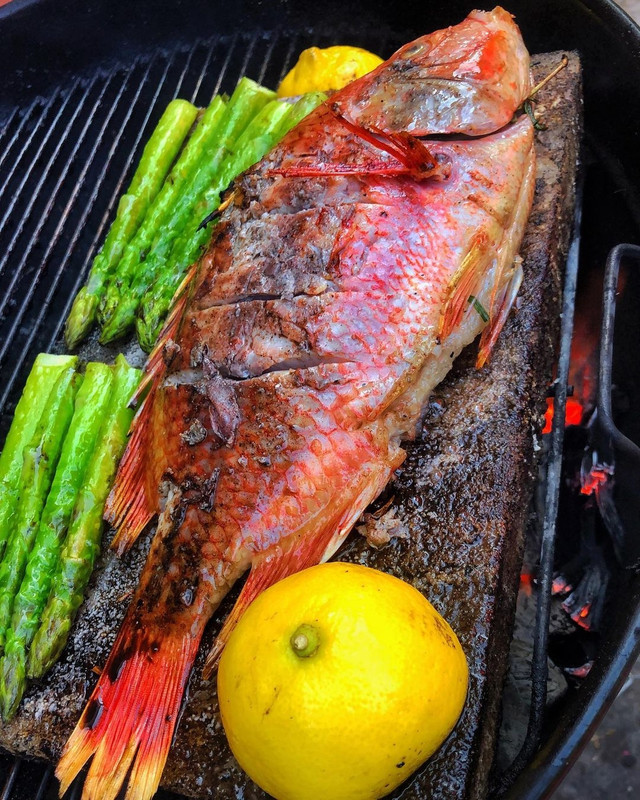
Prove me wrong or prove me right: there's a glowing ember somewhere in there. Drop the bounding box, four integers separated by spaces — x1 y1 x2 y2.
552 575 574 595
580 467 611 496
519 572 534 596
543 263 602 435
543 396 584 434
580 450 614 497
563 598 594 630
564 661 593 679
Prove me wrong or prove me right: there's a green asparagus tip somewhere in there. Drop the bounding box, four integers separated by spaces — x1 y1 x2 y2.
98 306 136 345
32 354 78 369
64 289 99 350
136 312 163 353
28 610 70 679
0 643 26 721
96 285 123 328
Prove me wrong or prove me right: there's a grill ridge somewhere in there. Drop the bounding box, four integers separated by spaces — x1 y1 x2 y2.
0 108 19 149
0 759 20 800
206 31 240 100
0 71 131 358
188 42 218 105
0 94 61 199
0 108 24 175
0 84 79 284
0 77 98 312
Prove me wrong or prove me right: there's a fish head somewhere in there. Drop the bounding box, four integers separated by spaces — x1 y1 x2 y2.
334 6 532 137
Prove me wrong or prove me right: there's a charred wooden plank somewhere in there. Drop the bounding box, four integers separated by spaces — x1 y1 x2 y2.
0 51 581 800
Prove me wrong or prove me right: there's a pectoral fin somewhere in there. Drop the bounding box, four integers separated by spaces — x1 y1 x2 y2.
439 231 492 340
477 256 524 368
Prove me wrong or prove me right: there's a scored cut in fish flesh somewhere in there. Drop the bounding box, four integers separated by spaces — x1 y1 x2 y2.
57 8 536 800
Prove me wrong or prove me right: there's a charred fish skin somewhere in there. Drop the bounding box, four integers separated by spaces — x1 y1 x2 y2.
57 8 535 800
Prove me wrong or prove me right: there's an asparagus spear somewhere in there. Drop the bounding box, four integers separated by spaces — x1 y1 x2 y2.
99 79 276 342
0 362 114 719
0 355 77 562
95 93 230 332
0 366 80 654
64 99 198 349
135 94 328 351
130 101 291 350
28 356 141 680
197 98 293 219
276 90 327 135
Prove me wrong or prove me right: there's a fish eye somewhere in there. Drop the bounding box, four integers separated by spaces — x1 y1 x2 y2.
403 42 424 58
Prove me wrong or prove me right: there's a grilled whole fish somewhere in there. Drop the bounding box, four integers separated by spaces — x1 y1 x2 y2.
57 8 535 800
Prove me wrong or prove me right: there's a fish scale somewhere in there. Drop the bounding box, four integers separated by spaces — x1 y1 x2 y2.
184 123 530 382
57 8 536 800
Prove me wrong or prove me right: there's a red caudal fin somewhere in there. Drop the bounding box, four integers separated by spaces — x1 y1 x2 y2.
202 457 398 677
56 614 203 800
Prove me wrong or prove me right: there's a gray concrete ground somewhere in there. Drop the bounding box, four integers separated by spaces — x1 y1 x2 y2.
551 3 639 797
554 666 640 797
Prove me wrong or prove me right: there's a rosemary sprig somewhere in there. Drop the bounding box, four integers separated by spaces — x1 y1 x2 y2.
524 100 547 131
468 295 489 323
514 54 569 132
529 55 569 98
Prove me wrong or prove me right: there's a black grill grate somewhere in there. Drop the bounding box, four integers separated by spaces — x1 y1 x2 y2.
0 27 392 439
0 756 54 800
0 752 185 800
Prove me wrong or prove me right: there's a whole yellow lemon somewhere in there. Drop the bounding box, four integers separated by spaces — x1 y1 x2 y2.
217 562 468 800
277 46 383 97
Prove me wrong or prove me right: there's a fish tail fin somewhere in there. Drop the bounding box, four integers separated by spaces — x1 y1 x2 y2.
106 389 156 555
56 614 202 800
439 231 492 340
477 256 524 368
202 457 398 677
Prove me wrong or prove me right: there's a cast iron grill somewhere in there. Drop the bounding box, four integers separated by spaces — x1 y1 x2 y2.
0 1 639 798
0 756 53 800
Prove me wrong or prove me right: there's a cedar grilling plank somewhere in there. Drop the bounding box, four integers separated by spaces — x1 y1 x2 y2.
0 52 580 800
